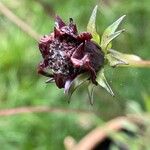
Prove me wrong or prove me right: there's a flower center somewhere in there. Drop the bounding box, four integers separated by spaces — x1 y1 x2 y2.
48 40 76 75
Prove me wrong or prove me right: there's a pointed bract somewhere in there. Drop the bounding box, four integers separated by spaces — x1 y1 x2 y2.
108 49 142 67
88 82 95 105
102 29 125 52
106 53 128 67
67 74 88 103
87 5 100 44
96 70 114 96
101 15 126 52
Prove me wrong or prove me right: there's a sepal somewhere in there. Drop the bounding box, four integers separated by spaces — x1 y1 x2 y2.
96 69 114 96
101 15 126 52
87 5 100 44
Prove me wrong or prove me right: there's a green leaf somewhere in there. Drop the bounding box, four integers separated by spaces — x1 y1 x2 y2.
87 82 95 105
96 70 114 96
107 49 142 67
101 15 126 52
87 5 100 44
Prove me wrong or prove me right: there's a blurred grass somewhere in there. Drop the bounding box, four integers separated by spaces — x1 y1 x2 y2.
0 0 150 149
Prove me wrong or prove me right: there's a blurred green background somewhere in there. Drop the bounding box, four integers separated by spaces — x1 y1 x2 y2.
0 0 150 149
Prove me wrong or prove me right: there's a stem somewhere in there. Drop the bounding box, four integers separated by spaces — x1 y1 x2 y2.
108 49 150 68
127 60 150 68
0 2 40 41
0 106 94 117
71 115 148 150
34 0 55 18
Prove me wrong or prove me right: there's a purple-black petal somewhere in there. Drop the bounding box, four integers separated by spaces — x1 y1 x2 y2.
55 16 66 29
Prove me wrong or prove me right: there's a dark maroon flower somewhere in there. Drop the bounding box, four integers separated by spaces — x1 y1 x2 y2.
38 16 104 93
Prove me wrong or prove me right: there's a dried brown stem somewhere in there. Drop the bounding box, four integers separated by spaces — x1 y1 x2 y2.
0 2 40 41
0 106 94 117
72 117 127 150
70 115 147 150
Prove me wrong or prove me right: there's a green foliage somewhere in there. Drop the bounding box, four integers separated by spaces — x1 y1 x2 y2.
0 0 150 149
101 15 126 53
106 49 142 67
87 5 100 44
96 69 114 96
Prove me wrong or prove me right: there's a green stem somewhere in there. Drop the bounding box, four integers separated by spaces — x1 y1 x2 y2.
123 60 150 68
